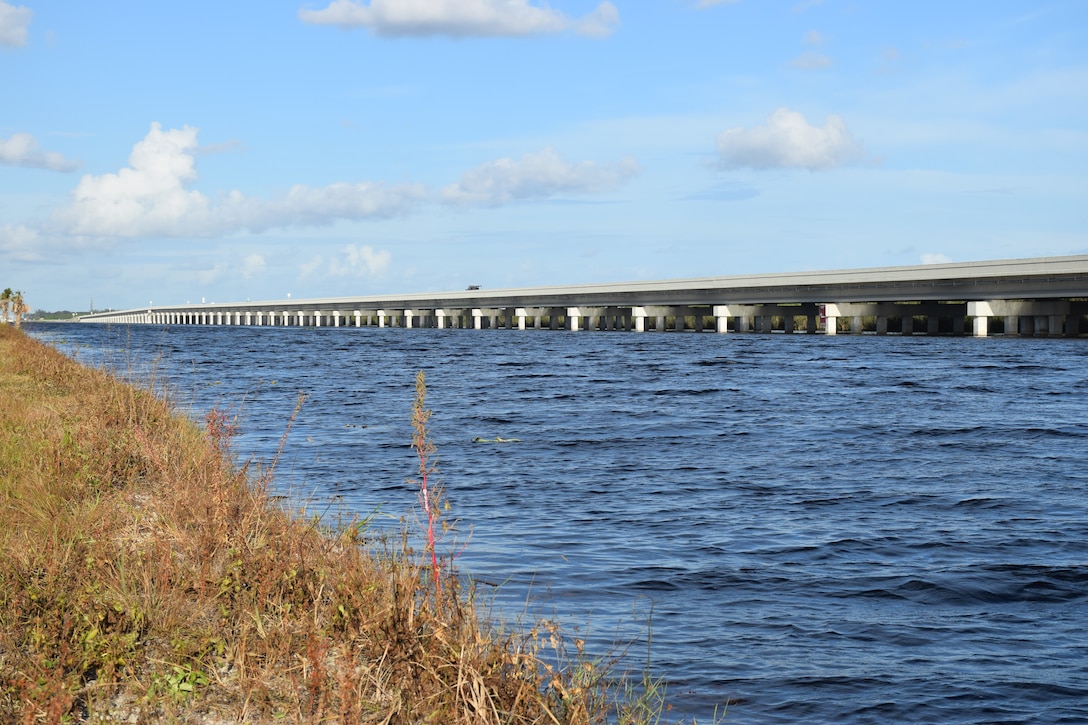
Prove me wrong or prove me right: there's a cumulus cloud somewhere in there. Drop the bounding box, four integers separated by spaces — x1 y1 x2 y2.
54 124 212 237
51 122 425 238
329 243 391 276
0 1 31 47
0 133 79 171
715 108 865 171
442 147 639 206
298 0 619 38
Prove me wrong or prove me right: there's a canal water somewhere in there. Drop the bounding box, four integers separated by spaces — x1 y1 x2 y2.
27 323 1088 724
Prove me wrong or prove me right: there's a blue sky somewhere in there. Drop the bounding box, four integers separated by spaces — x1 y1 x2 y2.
2 0 1085 311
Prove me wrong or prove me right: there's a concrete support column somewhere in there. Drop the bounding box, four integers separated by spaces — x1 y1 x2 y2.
404 310 415 329
851 315 864 334
953 315 965 336
354 310 362 327
1049 315 1064 337
927 316 940 335
472 309 483 330
1005 316 1018 336
783 315 795 334
655 315 666 332
567 307 581 331
515 308 528 330
298 311 306 327
822 304 841 336
967 302 993 337
332 311 340 327
377 310 387 328
902 315 913 335
632 307 647 332
436 309 447 329
713 305 731 333
876 316 888 335
245 312 252 326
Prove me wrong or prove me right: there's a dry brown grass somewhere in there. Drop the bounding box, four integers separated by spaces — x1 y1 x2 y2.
0 326 654 724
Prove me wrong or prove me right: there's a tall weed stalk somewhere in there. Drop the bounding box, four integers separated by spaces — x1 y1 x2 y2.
411 369 444 599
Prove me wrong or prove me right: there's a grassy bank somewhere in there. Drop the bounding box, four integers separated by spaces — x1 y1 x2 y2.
0 326 662 723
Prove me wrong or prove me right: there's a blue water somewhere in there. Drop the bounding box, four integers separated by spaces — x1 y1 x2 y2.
27 323 1088 723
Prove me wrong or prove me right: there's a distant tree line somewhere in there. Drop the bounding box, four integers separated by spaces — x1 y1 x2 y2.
1 289 29 327
25 310 90 321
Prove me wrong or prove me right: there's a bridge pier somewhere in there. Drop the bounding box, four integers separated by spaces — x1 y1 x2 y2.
968 300 1074 337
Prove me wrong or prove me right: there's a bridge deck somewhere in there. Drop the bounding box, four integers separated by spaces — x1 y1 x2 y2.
81 255 1088 337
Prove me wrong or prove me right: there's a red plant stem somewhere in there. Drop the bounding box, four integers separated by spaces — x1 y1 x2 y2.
418 460 440 596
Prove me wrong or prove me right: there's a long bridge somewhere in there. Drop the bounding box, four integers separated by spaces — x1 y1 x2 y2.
82 255 1088 337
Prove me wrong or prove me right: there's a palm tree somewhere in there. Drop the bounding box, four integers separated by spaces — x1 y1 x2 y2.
11 291 28 328
0 288 11 324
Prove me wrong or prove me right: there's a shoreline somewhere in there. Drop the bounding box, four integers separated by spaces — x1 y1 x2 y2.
0 326 669 723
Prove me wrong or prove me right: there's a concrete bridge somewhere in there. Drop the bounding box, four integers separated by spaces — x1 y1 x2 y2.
81 255 1088 337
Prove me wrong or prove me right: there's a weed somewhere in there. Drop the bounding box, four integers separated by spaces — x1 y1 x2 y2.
410 369 443 599
0 325 705 723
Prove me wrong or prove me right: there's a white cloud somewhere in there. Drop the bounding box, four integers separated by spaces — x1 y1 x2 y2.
50 122 426 238
715 108 866 171
55 124 212 237
0 224 43 261
329 243 391 276
0 1 31 47
241 253 266 278
921 252 953 265
0 133 79 171
298 0 619 38
197 262 229 286
790 29 830 69
790 52 831 69
442 147 640 206
300 255 325 277
695 0 740 9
